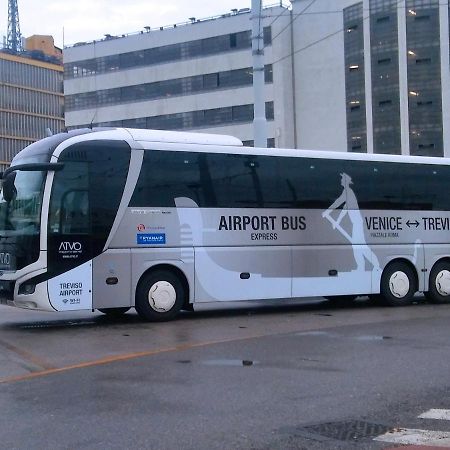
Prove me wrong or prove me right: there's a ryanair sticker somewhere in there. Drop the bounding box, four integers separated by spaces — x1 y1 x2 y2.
137 233 166 245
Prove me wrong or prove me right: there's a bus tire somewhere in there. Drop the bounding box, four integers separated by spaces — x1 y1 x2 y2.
380 261 416 306
98 307 130 317
135 270 185 321
426 261 450 304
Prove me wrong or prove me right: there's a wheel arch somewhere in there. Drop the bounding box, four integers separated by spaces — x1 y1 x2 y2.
135 263 191 309
430 257 450 272
426 257 450 303
424 255 450 292
381 257 419 292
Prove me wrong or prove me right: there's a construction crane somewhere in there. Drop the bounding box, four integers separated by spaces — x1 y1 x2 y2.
6 0 23 53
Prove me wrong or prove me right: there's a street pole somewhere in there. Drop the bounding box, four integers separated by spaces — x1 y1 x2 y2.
251 0 268 148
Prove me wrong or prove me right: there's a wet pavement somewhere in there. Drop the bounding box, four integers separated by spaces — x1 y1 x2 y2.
1 298 450 449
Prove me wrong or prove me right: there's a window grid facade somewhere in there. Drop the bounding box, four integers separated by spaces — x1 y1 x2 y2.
0 138 33 165
63 2 450 157
342 0 447 157
65 28 272 79
1 85 64 117
65 65 273 111
0 54 64 170
406 0 443 156
344 3 367 153
0 58 62 92
370 0 402 154
73 102 275 131
0 112 63 139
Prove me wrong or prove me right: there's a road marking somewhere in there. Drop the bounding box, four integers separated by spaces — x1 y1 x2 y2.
0 332 266 384
0 338 54 371
419 410 450 421
374 428 450 447
383 446 450 450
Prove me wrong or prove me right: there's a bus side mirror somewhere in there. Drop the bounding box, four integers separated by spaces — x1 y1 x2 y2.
2 172 17 202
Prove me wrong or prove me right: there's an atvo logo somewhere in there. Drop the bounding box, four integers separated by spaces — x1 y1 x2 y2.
59 242 82 252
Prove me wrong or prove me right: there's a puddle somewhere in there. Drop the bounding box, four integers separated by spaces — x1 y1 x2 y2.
295 331 393 342
355 335 393 341
296 331 335 337
201 359 258 367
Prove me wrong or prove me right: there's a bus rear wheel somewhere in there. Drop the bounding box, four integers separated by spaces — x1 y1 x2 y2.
135 270 185 321
426 261 450 304
380 261 416 306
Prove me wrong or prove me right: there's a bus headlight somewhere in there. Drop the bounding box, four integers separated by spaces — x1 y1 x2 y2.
18 282 36 295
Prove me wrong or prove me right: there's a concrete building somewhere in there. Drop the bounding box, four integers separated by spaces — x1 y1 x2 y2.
0 51 64 170
292 0 450 156
63 4 295 148
64 0 450 156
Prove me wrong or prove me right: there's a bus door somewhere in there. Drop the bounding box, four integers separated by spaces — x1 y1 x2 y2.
47 161 93 311
46 140 132 311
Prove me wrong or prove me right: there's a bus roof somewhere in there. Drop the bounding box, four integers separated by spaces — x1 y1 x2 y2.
119 128 450 166
32 127 450 168
123 128 243 147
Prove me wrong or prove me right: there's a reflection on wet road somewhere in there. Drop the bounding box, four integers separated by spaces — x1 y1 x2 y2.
0 296 444 384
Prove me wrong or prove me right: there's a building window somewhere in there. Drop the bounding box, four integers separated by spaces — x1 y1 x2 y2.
415 58 431 64
230 33 237 48
263 26 272 45
377 16 390 23
415 14 430 21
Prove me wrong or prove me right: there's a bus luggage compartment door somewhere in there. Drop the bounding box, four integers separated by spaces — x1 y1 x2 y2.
194 246 291 302
292 245 374 297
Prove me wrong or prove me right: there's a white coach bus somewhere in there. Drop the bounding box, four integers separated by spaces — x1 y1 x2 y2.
0 127 449 321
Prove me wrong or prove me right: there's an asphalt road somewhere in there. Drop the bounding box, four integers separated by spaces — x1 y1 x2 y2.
1 298 450 449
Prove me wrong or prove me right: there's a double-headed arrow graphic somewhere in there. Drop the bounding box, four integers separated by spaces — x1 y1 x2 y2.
406 220 419 228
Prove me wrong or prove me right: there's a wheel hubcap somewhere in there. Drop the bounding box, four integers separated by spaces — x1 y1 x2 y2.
148 281 176 312
435 270 450 296
389 271 410 298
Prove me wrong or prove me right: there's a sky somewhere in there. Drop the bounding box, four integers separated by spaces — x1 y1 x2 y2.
0 0 273 49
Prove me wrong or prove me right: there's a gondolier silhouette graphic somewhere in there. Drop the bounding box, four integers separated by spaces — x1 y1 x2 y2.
322 173 380 272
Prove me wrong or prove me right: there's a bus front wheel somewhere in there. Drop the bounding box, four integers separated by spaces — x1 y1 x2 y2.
380 261 416 306
135 270 185 321
426 261 450 304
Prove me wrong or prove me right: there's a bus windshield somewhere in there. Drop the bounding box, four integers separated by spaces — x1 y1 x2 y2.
0 157 47 271
0 168 46 236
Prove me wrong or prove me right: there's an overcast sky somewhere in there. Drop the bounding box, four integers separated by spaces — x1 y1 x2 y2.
0 0 274 48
